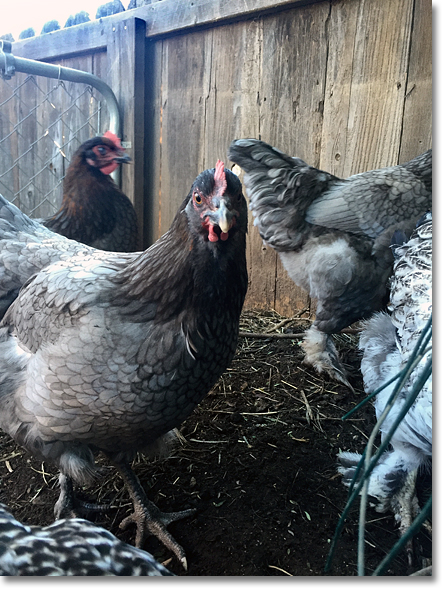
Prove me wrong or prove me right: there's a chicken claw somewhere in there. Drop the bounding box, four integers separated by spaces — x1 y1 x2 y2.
114 460 196 570
301 325 355 392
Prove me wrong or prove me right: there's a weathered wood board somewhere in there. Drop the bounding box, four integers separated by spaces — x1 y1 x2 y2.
0 0 432 314
146 0 431 313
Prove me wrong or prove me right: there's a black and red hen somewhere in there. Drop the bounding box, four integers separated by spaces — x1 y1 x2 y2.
0 161 248 569
44 131 139 252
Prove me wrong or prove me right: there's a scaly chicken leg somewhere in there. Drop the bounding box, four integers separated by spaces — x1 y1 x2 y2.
338 213 432 570
55 463 195 570
54 473 77 519
301 325 354 390
0 162 248 572
113 460 196 570
54 473 111 519
394 469 432 567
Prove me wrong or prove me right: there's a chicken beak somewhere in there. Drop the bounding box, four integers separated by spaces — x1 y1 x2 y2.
114 152 132 164
216 198 233 234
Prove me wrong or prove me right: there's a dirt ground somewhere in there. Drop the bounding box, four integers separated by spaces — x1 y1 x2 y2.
0 310 431 577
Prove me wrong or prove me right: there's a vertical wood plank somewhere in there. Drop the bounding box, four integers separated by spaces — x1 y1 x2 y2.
16 72 40 216
259 2 330 316
399 0 432 161
203 19 263 310
333 0 414 175
320 0 359 177
52 55 95 214
158 29 212 236
107 17 146 248
0 76 20 204
60 54 95 150
144 38 163 245
92 50 112 135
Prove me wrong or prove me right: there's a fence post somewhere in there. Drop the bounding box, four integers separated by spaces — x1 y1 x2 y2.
107 17 146 250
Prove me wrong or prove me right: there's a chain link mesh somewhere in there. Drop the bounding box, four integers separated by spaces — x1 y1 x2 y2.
0 72 109 218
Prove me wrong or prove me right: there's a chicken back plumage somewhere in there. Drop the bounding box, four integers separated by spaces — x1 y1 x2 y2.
228 139 432 387
0 502 173 576
338 213 432 557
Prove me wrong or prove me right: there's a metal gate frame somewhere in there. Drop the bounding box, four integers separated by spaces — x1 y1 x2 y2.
0 39 122 186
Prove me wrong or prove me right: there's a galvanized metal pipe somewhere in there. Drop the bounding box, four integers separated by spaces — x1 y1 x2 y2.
0 40 122 184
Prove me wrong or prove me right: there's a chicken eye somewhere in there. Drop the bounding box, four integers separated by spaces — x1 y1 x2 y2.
193 192 203 205
98 146 108 155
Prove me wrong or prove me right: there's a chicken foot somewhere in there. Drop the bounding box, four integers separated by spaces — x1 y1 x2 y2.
301 325 355 392
54 473 111 519
394 469 432 568
112 459 196 570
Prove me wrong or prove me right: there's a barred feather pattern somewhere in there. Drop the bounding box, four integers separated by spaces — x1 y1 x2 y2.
338 213 432 511
0 502 173 576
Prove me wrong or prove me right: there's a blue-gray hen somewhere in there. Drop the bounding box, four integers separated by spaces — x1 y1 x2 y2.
228 139 432 388
0 160 248 569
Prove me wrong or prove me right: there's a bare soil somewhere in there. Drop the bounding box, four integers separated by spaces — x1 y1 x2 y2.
0 311 431 576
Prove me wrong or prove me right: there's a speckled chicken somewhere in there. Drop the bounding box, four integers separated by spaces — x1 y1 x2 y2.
0 502 173 576
0 161 248 569
228 139 432 388
338 212 432 557
43 131 139 252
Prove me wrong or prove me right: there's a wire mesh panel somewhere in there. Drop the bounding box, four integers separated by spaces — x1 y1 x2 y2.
0 72 110 218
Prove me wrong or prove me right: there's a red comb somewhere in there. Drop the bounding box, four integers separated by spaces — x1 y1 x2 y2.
103 130 122 148
214 160 227 195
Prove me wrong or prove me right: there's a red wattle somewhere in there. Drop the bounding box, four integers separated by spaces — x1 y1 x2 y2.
100 161 119 175
208 225 219 242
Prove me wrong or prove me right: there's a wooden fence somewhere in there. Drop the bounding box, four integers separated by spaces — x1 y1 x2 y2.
1 0 432 314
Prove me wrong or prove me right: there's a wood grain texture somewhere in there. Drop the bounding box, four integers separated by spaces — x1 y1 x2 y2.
156 29 212 236
10 0 312 60
139 0 318 38
206 19 262 310
258 2 330 315
336 0 415 175
320 0 359 178
1 0 432 313
107 17 146 247
144 38 163 245
1 75 23 207
28 63 65 217
399 0 432 162
11 19 114 61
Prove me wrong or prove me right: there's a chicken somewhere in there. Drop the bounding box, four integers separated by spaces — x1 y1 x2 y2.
338 212 432 561
43 131 139 252
228 139 432 388
0 502 173 576
0 160 248 569
0 192 111 320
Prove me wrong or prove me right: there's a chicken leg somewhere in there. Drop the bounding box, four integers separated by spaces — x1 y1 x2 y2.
301 325 354 391
54 473 77 520
113 459 196 570
54 473 111 519
394 469 432 568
